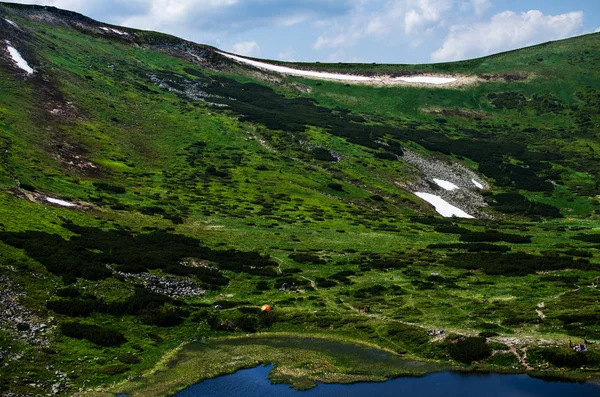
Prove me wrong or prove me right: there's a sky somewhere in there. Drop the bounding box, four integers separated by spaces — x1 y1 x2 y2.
3 0 600 64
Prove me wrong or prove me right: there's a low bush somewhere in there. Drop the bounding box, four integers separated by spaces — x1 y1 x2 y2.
118 354 142 364
434 225 470 234
60 322 126 347
289 253 325 264
491 193 561 218
528 347 600 369
428 243 510 252
98 364 130 375
374 152 397 161
447 336 491 364
93 182 126 194
445 252 591 276
459 231 531 244
327 183 344 191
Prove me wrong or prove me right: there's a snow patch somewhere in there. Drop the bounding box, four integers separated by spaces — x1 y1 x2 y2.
433 178 459 191
218 51 462 85
472 179 484 189
414 192 474 218
5 41 33 74
394 76 457 85
46 197 75 207
218 51 380 82
100 27 128 36
4 19 18 29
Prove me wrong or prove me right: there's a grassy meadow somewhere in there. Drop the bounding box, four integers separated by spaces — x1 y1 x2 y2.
1 3 600 395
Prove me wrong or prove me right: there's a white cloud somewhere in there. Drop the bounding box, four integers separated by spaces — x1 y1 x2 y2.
431 10 584 62
460 0 491 16
3 0 354 43
312 0 459 52
404 0 453 35
231 40 260 57
312 1 406 50
596 27 600 33
277 49 296 62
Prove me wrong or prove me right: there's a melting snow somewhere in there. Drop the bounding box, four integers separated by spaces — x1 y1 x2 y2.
100 27 128 36
4 19 18 28
218 51 460 85
5 41 33 74
414 192 474 218
218 51 380 82
394 76 457 85
433 178 459 191
472 179 484 189
46 197 75 207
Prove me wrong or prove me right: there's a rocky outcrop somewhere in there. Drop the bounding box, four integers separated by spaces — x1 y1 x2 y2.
107 265 206 297
0 275 55 347
401 149 491 218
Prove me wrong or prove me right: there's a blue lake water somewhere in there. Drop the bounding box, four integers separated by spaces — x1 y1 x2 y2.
174 365 600 397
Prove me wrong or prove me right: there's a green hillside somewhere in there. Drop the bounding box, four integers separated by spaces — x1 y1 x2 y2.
1 3 600 396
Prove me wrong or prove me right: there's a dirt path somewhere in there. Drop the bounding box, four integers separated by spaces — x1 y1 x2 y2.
508 345 532 370
339 299 428 330
300 276 316 290
272 256 284 275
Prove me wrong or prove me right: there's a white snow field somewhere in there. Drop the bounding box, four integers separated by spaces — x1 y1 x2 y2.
471 179 484 189
218 51 459 85
46 197 75 207
100 27 128 36
4 19 19 28
218 51 380 82
433 178 459 191
5 41 33 74
393 76 457 84
414 192 474 218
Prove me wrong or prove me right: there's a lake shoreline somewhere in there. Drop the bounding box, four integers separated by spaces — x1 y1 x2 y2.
83 334 600 397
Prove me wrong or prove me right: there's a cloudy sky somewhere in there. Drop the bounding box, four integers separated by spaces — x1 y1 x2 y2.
4 0 600 63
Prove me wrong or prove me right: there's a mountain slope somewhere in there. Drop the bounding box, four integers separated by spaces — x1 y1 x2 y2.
1 3 600 396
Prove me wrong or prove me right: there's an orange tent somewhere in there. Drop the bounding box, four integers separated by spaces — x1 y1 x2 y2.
261 304 272 312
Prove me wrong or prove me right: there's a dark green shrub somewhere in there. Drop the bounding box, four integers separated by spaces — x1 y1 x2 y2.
16 323 30 332
98 364 130 375
460 231 531 244
312 148 336 162
374 152 397 161
572 234 600 243
445 252 591 276
316 277 337 288
255 280 270 291
289 253 325 264
491 193 561 218
118 354 142 364
140 310 184 327
529 347 600 368
235 315 258 332
428 243 510 252
327 183 344 191
55 286 80 298
434 225 470 234
447 336 491 364
93 182 126 194
60 322 126 347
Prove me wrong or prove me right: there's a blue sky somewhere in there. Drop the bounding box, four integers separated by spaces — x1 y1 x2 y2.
4 0 600 63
